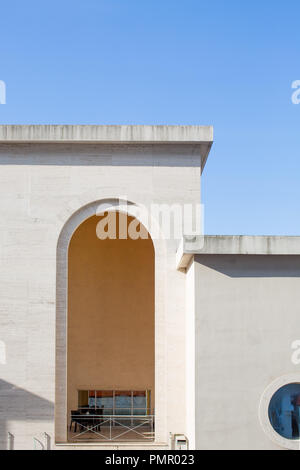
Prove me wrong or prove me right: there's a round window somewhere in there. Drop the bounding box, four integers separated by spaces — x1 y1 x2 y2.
259 375 300 449
259 373 300 450
268 383 300 440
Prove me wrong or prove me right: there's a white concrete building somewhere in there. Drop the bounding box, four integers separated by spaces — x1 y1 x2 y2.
0 125 299 450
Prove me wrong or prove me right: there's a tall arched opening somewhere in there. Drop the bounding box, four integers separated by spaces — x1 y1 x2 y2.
67 212 155 442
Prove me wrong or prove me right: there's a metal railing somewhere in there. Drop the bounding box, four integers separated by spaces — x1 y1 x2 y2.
69 414 154 442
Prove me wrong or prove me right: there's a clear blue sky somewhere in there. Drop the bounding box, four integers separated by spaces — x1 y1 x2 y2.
0 0 299 236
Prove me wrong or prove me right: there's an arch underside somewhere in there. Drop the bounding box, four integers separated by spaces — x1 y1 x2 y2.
55 200 166 445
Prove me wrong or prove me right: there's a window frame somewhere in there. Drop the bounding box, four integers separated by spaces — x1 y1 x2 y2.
77 389 151 416
259 374 300 450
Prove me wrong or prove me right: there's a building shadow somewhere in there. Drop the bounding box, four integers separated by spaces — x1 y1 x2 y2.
195 254 300 278
0 143 204 167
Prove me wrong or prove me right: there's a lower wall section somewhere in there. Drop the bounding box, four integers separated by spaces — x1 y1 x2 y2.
54 443 169 450
0 422 54 451
194 254 300 450
0 379 54 450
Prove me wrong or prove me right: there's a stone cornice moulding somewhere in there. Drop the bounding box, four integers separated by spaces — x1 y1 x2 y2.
0 125 213 172
176 235 300 270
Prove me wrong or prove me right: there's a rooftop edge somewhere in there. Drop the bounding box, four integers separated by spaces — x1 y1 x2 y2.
0 125 213 143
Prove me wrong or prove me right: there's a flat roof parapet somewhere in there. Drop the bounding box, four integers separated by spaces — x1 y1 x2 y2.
0 125 213 171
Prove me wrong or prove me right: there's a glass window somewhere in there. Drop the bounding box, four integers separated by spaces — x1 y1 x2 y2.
78 390 151 415
88 390 95 409
133 391 147 415
268 383 300 440
96 391 113 414
115 391 131 415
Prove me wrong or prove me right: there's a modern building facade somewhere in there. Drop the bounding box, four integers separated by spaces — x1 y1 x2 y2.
0 125 299 450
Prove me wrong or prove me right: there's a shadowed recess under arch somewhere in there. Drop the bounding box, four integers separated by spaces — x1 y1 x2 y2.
67 213 155 426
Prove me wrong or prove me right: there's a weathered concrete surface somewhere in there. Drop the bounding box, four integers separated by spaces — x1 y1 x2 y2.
0 125 213 173
177 235 300 270
0 137 207 449
0 125 213 143
188 254 300 450
3 124 299 451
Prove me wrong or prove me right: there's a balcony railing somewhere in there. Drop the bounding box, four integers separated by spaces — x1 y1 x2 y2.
69 414 155 442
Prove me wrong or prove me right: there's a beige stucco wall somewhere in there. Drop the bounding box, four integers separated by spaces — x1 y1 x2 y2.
0 140 201 449
192 254 300 450
67 214 154 414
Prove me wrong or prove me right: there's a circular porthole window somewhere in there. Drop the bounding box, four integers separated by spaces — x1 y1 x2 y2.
259 375 300 450
269 383 300 440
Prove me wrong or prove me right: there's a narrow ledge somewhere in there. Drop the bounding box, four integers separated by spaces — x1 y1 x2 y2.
176 235 300 270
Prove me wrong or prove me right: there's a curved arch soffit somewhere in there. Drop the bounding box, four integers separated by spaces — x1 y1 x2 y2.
55 197 167 442
57 198 166 257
